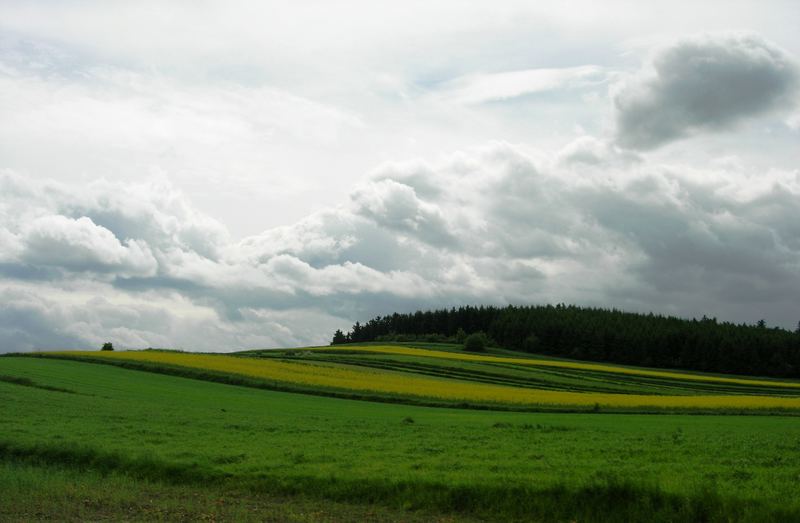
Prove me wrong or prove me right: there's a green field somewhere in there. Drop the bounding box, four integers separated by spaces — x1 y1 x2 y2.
3 346 800 521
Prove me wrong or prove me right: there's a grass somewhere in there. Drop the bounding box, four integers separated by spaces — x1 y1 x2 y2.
0 373 76 394
0 460 459 522
2 355 800 521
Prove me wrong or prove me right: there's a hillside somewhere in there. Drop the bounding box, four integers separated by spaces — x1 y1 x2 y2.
333 305 800 378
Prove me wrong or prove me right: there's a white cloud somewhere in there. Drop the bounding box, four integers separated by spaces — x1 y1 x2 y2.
21 215 157 277
0 58 368 236
555 135 640 167
434 66 607 105
788 110 800 130
350 179 459 248
0 63 363 168
614 33 799 150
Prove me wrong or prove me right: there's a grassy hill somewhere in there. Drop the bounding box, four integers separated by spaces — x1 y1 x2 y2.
3 344 800 521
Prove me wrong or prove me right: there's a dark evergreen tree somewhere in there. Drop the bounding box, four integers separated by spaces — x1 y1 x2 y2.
331 329 347 345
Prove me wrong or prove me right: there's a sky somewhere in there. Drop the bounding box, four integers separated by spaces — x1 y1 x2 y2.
1 1 799 352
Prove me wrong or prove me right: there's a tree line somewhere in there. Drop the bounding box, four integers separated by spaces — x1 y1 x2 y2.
331 304 800 378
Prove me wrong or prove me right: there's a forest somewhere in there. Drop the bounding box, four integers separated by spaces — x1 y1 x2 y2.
332 305 800 378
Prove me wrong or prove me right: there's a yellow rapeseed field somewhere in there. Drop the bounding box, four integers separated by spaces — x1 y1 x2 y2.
50 350 800 410
315 345 800 389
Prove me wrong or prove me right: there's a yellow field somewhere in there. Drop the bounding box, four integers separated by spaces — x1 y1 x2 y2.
47 350 800 410
313 345 800 389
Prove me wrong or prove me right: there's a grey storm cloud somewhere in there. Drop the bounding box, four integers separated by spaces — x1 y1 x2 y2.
614 33 799 150
576 172 800 305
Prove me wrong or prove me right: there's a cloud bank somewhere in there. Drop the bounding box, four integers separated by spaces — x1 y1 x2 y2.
2 135 800 352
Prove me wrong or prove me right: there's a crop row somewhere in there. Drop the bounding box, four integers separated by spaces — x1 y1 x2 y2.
309 346 800 387
43 350 800 410
265 350 800 397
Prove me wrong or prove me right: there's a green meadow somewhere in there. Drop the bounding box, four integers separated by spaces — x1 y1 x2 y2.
2 350 800 522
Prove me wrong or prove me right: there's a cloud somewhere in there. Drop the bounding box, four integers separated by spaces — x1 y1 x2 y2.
0 286 87 352
788 110 800 130
0 281 350 352
614 33 799 150
1 25 799 352
556 135 640 167
0 55 367 235
350 179 459 248
20 215 157 277
3 134 800 354
61 178 231 261
435 66 606 105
